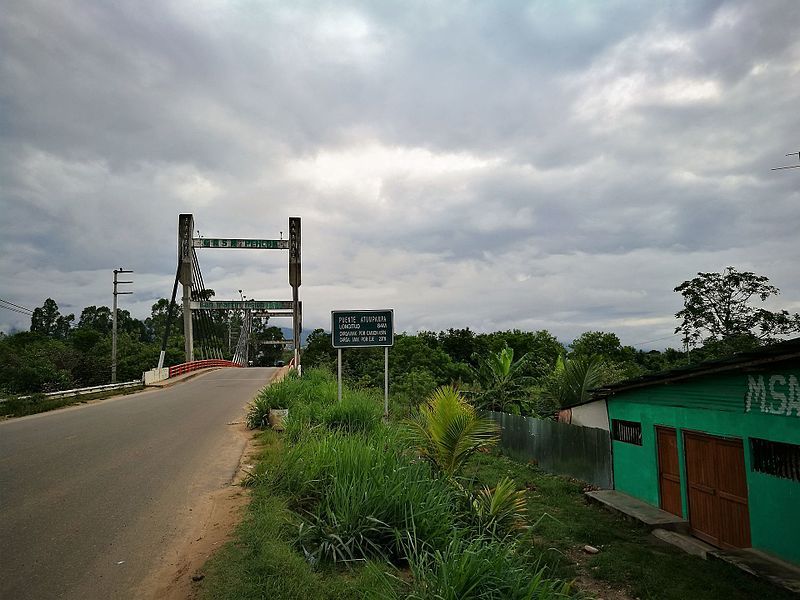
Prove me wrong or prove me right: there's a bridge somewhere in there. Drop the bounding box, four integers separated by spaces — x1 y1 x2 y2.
152 214 302 378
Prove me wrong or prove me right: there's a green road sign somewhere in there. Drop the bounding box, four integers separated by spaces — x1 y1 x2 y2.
191 300 293 310
192 238 289 250
331 309 394 348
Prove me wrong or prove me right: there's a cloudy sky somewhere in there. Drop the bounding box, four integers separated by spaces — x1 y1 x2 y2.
1 0 799 349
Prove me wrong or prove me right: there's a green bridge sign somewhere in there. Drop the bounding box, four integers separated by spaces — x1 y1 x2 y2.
191 300 293 310
193 238 289 250
331 309 394 348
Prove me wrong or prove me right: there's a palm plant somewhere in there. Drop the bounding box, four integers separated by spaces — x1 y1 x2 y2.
545 354 606 408
471 346 532 413
405 385 499 478
471 476 528 533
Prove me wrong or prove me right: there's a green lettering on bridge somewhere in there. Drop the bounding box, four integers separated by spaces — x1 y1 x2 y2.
190 300 293 310
192 238 289 250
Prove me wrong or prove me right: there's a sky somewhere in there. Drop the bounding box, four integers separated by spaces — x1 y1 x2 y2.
1 0 799 350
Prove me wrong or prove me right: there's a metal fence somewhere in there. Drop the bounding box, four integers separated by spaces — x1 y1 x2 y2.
485 411 613 489
0 380 142 404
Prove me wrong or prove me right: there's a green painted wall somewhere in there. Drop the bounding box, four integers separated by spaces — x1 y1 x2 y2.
607 367 800 565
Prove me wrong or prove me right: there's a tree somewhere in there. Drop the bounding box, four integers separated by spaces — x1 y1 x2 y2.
302 328 335 370
479 329 563 378
405 385 499 478
77 306 113 334
544 354 608 408
471 346 532 414
674 267 800 347
253 326 286 366
438 327 485 365
30 299 74 339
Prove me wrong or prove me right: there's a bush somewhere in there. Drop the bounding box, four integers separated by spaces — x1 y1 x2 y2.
246 380 295 428
368 533 573 600
322 390 382 434
247 368 339 430
271 429 459 564
405 385 499 477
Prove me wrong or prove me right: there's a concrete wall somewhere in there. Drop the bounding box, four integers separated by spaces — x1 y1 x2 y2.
143 368 169 385
570 399 610 430
607 367 800 565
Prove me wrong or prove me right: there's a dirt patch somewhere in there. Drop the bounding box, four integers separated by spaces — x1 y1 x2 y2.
139 421 260 600
565 547 634 600
572 574 634 600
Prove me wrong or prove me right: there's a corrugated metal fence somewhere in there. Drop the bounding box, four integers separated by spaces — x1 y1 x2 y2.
485 411 613 489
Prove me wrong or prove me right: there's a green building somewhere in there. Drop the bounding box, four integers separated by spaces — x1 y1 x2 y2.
595 339 800 565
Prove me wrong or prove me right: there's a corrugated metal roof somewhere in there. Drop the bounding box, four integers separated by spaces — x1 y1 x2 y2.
592 337 800 400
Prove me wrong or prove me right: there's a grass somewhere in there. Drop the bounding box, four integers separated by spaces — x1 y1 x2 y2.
461 451 798 600
199 431 392 600
0 385 145 419
200 373 574 599
202 371 793 600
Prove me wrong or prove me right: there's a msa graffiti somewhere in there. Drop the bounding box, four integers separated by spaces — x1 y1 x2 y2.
745 374 800 417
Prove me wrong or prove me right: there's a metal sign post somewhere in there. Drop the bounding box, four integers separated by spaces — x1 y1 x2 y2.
331 309 394 418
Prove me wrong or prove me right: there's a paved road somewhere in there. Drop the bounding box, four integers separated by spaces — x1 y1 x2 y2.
0 367 276 600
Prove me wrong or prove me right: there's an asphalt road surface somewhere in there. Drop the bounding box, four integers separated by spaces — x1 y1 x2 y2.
0 367 277 600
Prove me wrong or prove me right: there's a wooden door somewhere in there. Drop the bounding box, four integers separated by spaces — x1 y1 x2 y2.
684 431 751 548
656 427 682 517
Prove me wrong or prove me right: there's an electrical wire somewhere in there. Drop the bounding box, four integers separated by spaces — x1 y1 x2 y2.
0 300 34 316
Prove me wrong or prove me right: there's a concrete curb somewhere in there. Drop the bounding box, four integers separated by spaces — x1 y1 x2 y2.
146 367 223 389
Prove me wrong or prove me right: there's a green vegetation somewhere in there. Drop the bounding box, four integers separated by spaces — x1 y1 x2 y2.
462 452 797 600
0 296 285 397
200 369 573 599
470 346 533 413
0 384 145 418
674 266 800 350
203 370 793 599
405 385 499 478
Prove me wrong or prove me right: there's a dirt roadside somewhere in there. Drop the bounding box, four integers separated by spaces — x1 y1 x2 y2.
139 366 290 600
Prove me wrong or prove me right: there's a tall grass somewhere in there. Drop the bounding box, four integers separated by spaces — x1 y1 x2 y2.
249 368 383 437
228 368 575 598
368 533 573 600
271 429 458 564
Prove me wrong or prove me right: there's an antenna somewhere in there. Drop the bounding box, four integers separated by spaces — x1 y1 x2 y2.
771 151 800 170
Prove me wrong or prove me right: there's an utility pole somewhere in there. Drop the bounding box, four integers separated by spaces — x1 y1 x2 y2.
112 268 134 383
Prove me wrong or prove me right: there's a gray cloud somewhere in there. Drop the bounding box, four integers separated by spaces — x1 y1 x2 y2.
2 0 799 350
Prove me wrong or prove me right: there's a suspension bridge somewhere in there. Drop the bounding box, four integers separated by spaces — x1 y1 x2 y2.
154 213 302 376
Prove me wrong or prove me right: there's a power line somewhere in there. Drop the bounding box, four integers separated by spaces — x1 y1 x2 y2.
630 332 681 347
0 303 34 317
771 151 800 170
0 298 34 315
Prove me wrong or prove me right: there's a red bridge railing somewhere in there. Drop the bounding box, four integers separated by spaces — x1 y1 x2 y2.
168 359 242 378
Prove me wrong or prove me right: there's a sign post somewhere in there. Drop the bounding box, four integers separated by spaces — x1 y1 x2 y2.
331 309 394 418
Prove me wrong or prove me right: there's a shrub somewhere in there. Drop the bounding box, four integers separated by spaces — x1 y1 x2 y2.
246 368 339 430
246 380 295 428
271 430 459 564
368 533 573 600
322 390 382 434
405 385 499 477
469 476 529 535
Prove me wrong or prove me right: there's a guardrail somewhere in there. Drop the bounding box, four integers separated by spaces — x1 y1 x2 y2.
167 359 243 378
0 380 142 404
